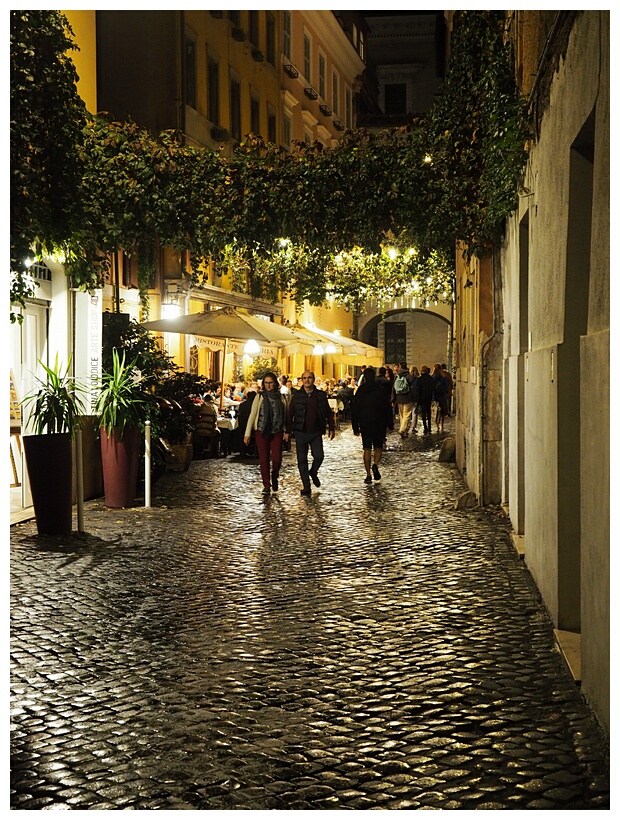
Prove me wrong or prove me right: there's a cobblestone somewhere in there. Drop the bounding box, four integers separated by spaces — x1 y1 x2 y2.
10 420 610 809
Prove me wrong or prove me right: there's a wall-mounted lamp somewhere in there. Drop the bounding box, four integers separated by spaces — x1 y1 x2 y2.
161 302 182 319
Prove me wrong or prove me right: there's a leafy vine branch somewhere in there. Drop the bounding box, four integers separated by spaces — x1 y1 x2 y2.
10 10 528 321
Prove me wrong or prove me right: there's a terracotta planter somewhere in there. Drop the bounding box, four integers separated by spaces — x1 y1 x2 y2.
100 426 140 508
167 442 193 472
23 433 73 534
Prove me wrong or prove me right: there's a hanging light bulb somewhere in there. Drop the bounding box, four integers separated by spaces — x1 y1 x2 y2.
313 344 325 355
244 339 260 355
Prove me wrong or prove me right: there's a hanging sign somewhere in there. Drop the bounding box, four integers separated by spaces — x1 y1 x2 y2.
192 335 279 358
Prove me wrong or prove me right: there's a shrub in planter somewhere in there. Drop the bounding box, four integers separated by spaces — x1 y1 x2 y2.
96 349 148 508
20 355 85 534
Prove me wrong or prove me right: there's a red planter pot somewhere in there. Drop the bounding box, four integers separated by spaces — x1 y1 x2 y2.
23 433 73 534
100 426 140 508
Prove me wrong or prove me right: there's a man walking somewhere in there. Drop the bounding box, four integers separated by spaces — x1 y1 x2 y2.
285 370 335 495
391 361 415 438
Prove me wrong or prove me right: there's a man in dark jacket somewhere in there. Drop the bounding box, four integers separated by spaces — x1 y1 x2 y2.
284 370 335 495
352 367 392 483
417 365 435 435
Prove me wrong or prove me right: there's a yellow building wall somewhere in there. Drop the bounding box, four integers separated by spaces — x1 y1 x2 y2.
184 10 282 150
62 10 97 114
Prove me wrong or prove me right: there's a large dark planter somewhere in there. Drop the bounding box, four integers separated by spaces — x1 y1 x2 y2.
100 426 140 508
23 433 73 534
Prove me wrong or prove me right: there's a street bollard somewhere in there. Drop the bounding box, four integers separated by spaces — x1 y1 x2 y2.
144 420 151 508
76 427 85 532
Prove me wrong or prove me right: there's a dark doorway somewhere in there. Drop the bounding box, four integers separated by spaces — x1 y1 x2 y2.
384 321 406 363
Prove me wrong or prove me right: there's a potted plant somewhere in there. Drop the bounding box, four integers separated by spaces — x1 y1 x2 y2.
162 400 196 472
20 355 85 534
153 372 207 471
96 349 147 508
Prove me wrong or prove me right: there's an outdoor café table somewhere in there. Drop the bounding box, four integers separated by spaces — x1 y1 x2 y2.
328 397 342 429
216 415 237 456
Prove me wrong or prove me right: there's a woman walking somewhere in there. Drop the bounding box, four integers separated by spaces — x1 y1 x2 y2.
244 371 288 494
351 367 392 484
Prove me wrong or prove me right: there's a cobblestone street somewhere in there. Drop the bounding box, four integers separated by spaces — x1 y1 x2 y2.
10 420 610 810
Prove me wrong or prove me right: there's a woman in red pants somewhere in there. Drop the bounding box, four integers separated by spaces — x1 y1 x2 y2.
244 371 289 495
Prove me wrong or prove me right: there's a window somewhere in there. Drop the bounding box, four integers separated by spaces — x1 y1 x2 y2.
385 322 407 364
345 86 352 128
184 35 196 109
318 53 326 99
283 11 291 59
332 70 339 115
266 13 276 65
304 129 312 145
111 251 138 289
249 10 259 47
352 23 358 50
359 30 365 61
268 109 276 143
230 78 241 141
283 114 292 148
385 83 407 116
208 56 219 124
250 95 260 135
303 34 311 82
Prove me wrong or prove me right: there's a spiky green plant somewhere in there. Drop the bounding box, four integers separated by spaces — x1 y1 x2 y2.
21 354 85 436
96 349 147 440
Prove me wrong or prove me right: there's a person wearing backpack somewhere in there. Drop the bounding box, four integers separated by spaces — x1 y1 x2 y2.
391 361 415 438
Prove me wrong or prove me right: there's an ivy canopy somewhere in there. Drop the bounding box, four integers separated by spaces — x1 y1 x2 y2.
10 10 86 310
10 10 529 320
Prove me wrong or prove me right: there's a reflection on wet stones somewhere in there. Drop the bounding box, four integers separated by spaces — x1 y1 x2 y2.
10 421 609 809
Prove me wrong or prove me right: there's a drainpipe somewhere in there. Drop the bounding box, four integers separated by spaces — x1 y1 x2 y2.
179 12 186 141
479 245 503 507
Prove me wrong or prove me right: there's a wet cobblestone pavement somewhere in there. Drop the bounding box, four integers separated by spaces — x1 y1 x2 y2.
10 420 610 810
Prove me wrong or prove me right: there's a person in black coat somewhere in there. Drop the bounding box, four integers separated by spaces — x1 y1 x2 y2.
351 367 392 483
417 365 435 435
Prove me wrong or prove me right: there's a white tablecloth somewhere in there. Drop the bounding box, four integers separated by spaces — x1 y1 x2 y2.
217 417 238 431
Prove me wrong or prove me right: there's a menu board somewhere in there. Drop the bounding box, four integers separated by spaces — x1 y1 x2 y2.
10 369 21 433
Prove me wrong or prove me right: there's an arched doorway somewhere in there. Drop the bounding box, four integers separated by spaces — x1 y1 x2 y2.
359 307 452 370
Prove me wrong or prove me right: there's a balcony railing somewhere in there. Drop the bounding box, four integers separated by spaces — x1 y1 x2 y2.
210 125 229 142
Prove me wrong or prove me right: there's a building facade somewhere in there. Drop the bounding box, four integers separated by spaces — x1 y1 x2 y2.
10 10 374 515
452 11 609 734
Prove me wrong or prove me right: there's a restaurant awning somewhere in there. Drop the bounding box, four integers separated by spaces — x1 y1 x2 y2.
294 323 383 368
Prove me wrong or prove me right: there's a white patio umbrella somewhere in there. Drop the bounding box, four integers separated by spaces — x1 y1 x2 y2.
141 307 316 408
294 323 383 368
